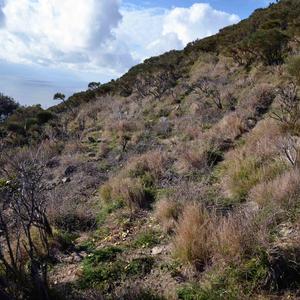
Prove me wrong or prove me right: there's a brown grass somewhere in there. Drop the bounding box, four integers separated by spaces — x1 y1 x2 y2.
173 202 269 268
249 168 300 209
100 178 147 211
173 203 216 269
155 197 182 233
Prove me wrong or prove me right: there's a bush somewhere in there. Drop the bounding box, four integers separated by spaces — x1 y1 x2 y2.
287 56 300 84
247 29 289 65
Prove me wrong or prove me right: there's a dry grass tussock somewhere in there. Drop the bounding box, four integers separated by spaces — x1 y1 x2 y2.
173 203 216 270
226 118 282 161
100 178 147 210
100 150 167 210
221 119 287 199
173 203 269 269
155 197 183 233
249 167 300 209
207 111 245 143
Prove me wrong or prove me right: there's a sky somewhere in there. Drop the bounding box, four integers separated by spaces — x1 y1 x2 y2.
0 0 273 107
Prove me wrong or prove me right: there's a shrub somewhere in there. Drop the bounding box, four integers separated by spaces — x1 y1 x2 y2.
287 56 300 84
51 210 97 232
247 29 289 65
133 230 160 248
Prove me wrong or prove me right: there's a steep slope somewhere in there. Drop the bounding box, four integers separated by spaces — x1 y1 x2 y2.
1 0 300 299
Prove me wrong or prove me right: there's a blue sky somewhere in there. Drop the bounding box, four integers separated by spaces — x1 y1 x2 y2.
126 0 271 18
0 0 273 107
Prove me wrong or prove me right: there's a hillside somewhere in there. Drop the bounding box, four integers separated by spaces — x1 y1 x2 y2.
1 0 300 299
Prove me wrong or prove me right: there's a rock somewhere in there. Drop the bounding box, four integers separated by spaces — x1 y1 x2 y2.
246 117 257 129
151 245 168 255
62 177 71 184
88 136 96 143
64 165 77 176
190 102 200 115
115 154 122 161
72 253 82 263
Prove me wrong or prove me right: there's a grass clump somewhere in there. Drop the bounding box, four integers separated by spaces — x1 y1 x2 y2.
155 197 183 233
177 253 269 300
173 203 216 270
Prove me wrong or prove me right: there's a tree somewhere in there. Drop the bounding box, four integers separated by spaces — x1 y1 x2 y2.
88 82 101 90
0 148 52 299
0 94 19 121
134 71 177 101
53 92 74 114
248 29 289 65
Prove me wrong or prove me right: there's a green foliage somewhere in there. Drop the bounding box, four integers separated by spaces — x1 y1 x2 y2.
52 230 77 252
287 56 300 84
177 254 269 300
53 212 97 232
125 257 154 276
84 246 123 265
88 82 101 90
0 93 19 120
97 199 124 225
53 93 66 101
248 29 289 65
133 230 160 248
79 248 154 292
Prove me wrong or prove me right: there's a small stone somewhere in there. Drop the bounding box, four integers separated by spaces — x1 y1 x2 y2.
151 246 165 255
62 177 71 184
115 154 122 161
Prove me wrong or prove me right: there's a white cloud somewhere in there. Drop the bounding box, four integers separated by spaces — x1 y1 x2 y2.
163 3 240 45
0 1 240 79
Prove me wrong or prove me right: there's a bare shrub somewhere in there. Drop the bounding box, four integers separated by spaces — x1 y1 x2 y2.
277 135 300 167
0 148 52 299
193 76 223 109
271 83 300 131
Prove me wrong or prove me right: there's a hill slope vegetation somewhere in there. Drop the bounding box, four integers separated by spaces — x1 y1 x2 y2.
1 0 300 299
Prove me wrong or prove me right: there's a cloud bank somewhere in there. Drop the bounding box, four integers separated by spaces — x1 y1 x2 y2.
0 1 240 79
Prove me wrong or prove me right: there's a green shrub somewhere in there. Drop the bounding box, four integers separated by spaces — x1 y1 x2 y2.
133 230 160 248
125 257 155 276
287 56 300 84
